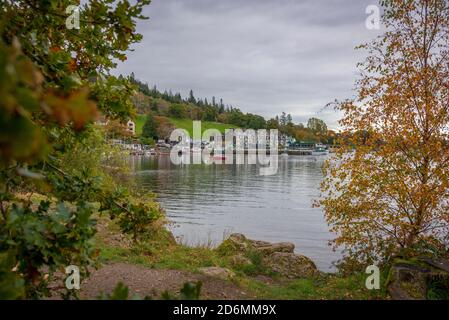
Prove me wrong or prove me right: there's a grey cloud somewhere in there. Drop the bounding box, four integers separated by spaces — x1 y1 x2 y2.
115 0 381 129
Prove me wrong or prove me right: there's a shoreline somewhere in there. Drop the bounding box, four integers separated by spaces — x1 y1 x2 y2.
90 215 387 300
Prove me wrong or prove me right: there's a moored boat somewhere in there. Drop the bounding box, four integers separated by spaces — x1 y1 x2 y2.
311 144 329 156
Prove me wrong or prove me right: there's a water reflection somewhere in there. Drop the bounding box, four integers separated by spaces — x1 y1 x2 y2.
131 154 340 271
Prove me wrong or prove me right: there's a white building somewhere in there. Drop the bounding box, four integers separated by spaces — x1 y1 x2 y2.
126 120 136 135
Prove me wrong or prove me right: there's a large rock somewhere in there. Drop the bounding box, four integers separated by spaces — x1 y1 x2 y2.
254 242 295 256
199 267 235 281
387 258 449 300
230 254 253 268
263 252 317 279
387 263 429 300
217 233 294 257
217 233 250 255
217 233 318 279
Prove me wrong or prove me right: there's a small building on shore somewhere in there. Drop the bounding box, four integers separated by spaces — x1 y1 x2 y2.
126 120 136 135
96 116 136 136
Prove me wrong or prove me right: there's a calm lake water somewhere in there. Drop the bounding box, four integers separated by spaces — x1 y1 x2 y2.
131 154 340 271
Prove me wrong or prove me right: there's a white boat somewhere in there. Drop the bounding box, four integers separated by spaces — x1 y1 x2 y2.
144 148 157 156
312 144 329 156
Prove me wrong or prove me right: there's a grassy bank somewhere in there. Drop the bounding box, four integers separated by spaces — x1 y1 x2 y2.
135 114 146 135
95 215 388 300
167 118 238 136
135 114 238 136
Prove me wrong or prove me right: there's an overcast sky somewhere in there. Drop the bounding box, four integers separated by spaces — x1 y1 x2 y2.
115 0 382 129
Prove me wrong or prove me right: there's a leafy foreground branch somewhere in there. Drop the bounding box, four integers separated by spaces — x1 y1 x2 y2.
0 0 159 299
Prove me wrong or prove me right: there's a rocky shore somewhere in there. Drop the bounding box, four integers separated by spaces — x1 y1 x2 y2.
205 233 318 280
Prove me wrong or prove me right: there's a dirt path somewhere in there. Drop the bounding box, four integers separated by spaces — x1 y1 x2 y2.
79 263 252 300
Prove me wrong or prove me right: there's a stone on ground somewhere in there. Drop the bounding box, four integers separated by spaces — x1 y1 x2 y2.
387 258 449 300
198 267 236 281
262 252 317 279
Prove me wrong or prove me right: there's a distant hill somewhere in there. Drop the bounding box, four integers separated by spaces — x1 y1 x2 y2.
128 73 267 130
127 74 334 144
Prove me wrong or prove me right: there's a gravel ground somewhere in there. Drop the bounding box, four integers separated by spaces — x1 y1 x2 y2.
78 263 252 300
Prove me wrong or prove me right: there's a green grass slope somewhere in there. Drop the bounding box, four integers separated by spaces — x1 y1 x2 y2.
135 114 147 136
135 115 238 136
168 118 238 136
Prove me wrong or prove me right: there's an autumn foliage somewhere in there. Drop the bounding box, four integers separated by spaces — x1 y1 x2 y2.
319 0 449 271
